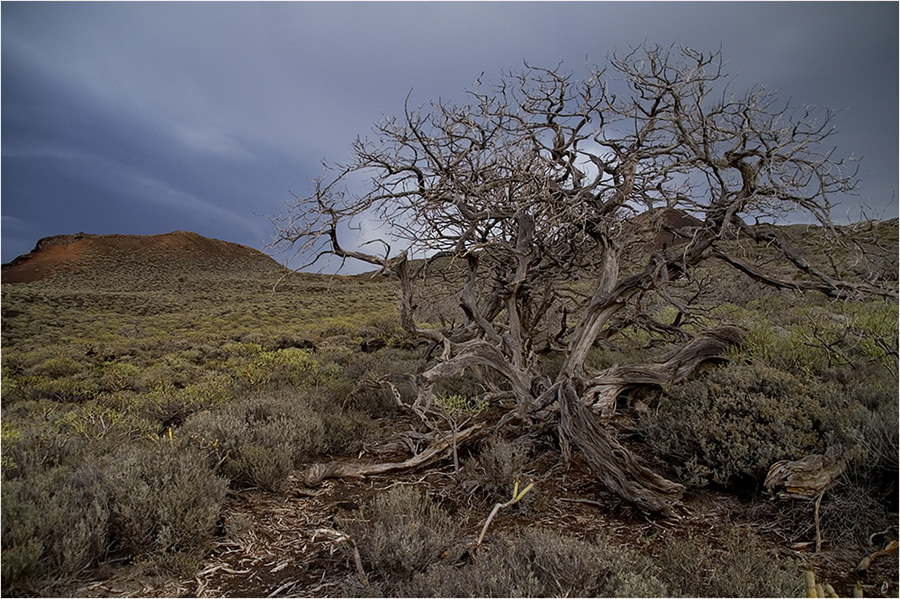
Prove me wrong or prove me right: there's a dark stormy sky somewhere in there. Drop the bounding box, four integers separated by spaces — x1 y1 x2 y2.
2 2 897 270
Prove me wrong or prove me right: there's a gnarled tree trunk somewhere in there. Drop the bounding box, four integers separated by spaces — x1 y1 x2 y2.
559 381 684 515
273 47 890 516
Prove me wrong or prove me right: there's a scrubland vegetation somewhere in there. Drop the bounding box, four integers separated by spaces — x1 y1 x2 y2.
1 224 897 597
1 269 405 593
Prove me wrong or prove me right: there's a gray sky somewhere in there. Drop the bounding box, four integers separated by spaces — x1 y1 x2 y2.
2 1 897 268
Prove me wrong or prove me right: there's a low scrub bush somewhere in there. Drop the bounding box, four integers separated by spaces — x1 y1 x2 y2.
852 393 899 503
233 347 340 388
339 485 459 591
474 439 530 502
716 298 898 377
57 402 156 441
2 465 110 595
140 378 232 430
29 355 86 378
182 388 366 490
96 360 142 392
640 363 863 489
405 528 668 598
1 415 87 480
817 482 894 544
5 373 100 403
655 526 800 597
103 443 227 558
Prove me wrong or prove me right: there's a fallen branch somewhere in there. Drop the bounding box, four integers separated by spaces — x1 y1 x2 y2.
858 539 898 572
313 528 369 590
302 424 482 486
474 478 535 547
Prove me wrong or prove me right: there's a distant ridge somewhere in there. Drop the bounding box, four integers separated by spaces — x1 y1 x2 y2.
1 231 286 286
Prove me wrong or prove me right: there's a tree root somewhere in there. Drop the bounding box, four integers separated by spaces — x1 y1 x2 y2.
559 382 684 515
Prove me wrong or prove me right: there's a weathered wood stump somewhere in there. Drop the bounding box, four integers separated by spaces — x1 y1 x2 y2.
766 445 846 552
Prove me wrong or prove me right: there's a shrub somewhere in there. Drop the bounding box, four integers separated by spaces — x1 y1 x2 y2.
141 379 232 430
818 482 894 544
474 439 530 502
97 361 142 392
717 298 899 377
234 348 340 388
339 486 459 590
1 420 22 474
57 402 156 441
655 526 801 597
405 528 668 598
29 355 85 378
7 373 100 403
1 465 110 595
181 389 367 490
102 443 227 558
640 363 860 489
850 393 899 504
1 419 86 480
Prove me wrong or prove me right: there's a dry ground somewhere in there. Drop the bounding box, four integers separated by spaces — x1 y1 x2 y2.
61 440 897 598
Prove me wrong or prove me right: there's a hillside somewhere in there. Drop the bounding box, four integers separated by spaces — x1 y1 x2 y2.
1 231 287 287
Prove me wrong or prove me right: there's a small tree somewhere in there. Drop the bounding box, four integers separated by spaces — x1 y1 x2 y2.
274 45 895 514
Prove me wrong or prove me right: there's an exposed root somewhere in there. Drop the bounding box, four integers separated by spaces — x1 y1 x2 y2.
559 382 684 516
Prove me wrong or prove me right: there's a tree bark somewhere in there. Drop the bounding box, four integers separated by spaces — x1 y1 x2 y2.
586 325 747 416
557 326 746 514
558 381 684 515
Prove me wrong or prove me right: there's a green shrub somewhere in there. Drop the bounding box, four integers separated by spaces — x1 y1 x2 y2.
57 402 156 441
716 299 899 376
656 526 801 597
97 361 142 392
1 420 86 480
1 465 110 595
640 363 860 488
1 420 22 474
140 378 232 430
405 528 668 598
29 355 85 378
234 348 340 388
6 373 100 403
135 358 205 391
103 443 227 557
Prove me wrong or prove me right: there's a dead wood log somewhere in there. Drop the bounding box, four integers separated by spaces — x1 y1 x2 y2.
559 382 684 515
586 325 747 416
765 446 846 500
766 446 846 551
302 424 482 487
858 539 898 572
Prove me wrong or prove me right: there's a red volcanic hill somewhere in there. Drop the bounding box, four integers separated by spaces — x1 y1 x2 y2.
1 231 287 287
623 207 705 251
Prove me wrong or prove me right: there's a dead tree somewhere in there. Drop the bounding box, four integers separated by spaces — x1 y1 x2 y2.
274 45 893 515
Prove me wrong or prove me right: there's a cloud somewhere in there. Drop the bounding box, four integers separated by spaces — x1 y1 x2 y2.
173 127 251 159
2 2 896 268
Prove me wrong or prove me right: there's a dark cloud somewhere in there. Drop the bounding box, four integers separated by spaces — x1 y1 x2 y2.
3 2 897 267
